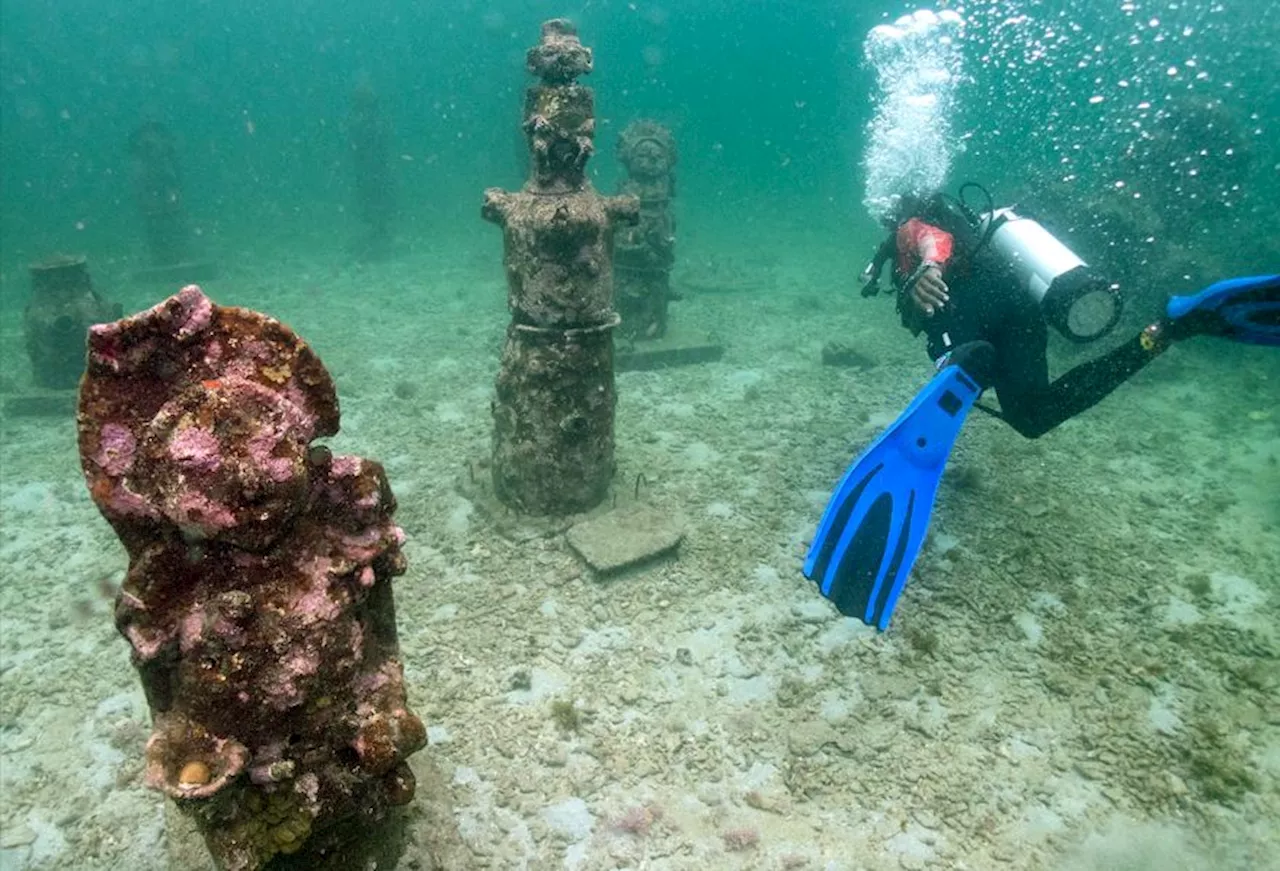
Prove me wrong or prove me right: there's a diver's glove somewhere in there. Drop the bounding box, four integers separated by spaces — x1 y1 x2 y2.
859 236 897 298
936 340 997 390
858 261 882 297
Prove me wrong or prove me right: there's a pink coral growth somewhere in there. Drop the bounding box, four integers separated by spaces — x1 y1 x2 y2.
173 285 214 339
330 455 362 477
95 423 136 476
612 803 663 836
291 571 342 623
172 491 237 534
169 426 222 472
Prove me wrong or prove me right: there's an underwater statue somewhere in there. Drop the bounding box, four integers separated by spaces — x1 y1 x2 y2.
614 120 677 340
23 254 120 390
482 19 639 515
348 82 395 260
77 286 425 871
128 121 218 283
129 122 192 267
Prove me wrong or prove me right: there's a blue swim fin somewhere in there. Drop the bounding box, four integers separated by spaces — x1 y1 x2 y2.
1166 274 1279 346
804 365 982 630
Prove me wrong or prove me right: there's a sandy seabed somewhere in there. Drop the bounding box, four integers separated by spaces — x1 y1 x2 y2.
0 230 1277 871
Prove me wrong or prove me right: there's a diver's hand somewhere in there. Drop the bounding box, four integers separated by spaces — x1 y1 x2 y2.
911 263 950 316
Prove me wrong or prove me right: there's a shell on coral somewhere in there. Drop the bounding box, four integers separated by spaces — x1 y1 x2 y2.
144 711 249 801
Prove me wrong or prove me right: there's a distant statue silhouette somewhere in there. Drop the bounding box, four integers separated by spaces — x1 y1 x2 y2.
129 121 190 266
348 83 395 259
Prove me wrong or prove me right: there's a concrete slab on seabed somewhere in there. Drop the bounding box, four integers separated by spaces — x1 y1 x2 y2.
615 323 724 372
566 504 684 575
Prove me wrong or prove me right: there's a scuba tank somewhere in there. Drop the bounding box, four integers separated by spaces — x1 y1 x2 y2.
980 207 1122 343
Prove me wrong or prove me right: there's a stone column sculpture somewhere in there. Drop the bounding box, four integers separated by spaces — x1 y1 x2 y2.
129 122 218 282
614 120 677 340
77 286 425 871
348 82 395 261
23 255 120 389
482 20 638 516
129 122 192 267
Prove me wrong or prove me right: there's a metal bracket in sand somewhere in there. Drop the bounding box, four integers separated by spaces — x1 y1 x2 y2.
616 322 724 372
565 504 684 575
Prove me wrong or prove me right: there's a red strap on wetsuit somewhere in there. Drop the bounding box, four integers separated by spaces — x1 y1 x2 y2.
895 218 954 275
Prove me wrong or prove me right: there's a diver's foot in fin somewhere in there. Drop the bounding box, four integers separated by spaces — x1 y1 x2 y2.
803 362 984 630
1164 274 1280 346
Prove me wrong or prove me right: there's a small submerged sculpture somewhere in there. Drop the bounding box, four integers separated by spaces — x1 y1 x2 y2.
129 122 218 283
23 254 120 390
482 20 638 515
614 120 677 340
611 119 722 371
348 82 395 260
77 286 424 871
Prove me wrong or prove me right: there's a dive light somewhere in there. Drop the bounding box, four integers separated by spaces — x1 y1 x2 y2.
981 208 1122 343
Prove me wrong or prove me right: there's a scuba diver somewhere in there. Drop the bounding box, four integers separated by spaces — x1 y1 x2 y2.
803 183 1279 630
859 185 1229 438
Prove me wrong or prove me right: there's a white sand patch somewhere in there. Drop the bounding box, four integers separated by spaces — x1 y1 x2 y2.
435 402 465 423
1209 571 1267 632
1 481 56 514
1147 683 1182 737
1162 597 1202 627
445 498 473 534
704 501 734 519
1013 612 1043 645
868 409 898 428
682 441 720 466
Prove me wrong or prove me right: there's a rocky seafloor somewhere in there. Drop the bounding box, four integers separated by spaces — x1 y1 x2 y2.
1 232 1276 870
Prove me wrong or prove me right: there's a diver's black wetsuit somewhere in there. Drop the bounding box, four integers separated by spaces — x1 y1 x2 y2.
888 197 1167 439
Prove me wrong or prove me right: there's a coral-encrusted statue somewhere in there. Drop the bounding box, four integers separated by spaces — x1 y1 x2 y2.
77 285 425 871
482 19 639 515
